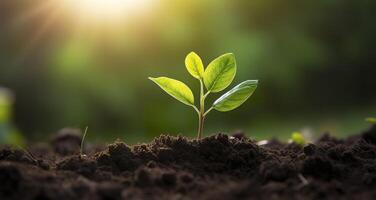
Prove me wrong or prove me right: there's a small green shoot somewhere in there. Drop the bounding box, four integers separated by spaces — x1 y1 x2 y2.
80 126 88 158
290 132 306 146
366 117 376 124
149 52 258 139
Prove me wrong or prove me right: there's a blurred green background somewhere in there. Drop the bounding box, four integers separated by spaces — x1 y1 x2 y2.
0 0 375 144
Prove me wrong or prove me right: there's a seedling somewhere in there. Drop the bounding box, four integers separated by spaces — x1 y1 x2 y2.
80 126 88 158
149 52 258 139
366 117 376 124
290 132 306 146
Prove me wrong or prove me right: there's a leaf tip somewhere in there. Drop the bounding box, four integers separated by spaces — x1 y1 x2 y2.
186 51 198 60
224 52 235 57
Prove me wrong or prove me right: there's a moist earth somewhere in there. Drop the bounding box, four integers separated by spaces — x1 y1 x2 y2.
0 126 376 200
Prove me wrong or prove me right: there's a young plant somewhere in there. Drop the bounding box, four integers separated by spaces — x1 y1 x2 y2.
149 52 258 139
80 126 88 158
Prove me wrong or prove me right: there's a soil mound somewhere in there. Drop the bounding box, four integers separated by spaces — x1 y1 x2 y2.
1 126 376 199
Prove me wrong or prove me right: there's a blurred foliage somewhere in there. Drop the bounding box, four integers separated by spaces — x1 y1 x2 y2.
290 132 306 146
0 0 375 142
0 89 12 123
366 118 376 124
0 88 25 146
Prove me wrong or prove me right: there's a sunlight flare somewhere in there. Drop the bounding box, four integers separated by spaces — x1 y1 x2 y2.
63 0 153 22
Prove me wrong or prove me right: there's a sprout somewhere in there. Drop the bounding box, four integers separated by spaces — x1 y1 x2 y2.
80 126 88 158
149 52 258 139
290 132 306 146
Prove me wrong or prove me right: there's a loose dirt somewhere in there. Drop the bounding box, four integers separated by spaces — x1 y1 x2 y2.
1 126 376 200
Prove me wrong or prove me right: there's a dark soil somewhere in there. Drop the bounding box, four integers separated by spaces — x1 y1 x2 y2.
1 126 376 200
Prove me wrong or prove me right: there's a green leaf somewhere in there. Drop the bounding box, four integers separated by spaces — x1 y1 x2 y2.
213 80 258 112
203 53 236 93
149 77 194 106
185 52 204 79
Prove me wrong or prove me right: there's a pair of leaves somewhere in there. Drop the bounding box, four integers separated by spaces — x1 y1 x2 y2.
185 52 236 93
149 52 258 112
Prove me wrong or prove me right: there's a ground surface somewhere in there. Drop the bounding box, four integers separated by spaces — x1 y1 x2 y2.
1 126 376 200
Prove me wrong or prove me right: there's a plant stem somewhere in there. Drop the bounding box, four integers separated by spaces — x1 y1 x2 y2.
192 105 200 115
197 80 205 139
80 126 88 157
204 107 213 116
198 113 204 139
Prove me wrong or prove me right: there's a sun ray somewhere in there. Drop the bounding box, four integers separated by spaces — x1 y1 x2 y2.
10 1 56 28
12 3 63 66
9 0 156 66
61 0 154 24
